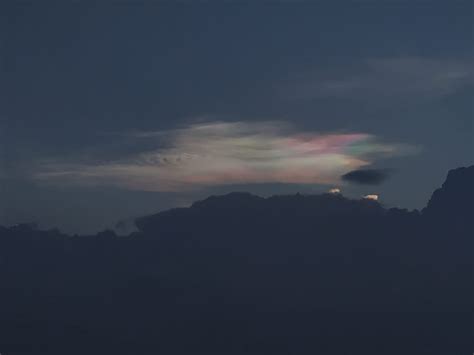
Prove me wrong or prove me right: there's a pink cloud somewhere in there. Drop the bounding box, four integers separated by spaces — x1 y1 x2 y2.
36 121 413 191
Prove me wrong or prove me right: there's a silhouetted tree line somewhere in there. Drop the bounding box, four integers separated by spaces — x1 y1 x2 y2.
0 166 472 354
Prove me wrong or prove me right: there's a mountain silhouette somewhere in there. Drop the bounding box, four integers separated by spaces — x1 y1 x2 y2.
0 166 472 355
424 165 474 221
135 191 386 235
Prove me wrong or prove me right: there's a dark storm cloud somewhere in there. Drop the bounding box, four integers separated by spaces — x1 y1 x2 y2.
341 169 391 185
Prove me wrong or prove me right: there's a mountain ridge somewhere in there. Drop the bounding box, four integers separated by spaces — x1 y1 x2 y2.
135 165 473 235
0 166 472 354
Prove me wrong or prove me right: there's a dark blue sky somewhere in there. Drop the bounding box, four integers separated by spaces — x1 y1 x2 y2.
2 1 473 233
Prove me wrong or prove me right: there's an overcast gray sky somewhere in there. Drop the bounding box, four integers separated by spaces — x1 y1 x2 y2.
1 1 473 233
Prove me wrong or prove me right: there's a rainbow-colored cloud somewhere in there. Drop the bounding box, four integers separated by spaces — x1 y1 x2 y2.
36 121 413 191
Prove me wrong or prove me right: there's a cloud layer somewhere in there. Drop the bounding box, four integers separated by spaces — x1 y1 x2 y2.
36 121 412 192
283 57 473 102
341 168 391 185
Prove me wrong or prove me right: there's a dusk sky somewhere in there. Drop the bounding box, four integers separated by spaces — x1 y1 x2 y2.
2 1 473 233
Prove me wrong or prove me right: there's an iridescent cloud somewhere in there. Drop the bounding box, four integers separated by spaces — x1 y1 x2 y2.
36 121 414 191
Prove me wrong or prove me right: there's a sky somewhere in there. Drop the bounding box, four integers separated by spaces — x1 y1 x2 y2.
1 1 473 234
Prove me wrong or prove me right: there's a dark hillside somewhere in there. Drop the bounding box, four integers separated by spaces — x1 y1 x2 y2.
0 167 472 355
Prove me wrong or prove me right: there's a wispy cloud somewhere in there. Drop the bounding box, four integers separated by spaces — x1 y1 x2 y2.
282 57 473 101
35 121 415 191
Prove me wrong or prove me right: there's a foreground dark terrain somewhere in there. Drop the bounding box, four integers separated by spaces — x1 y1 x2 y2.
1 166 472 355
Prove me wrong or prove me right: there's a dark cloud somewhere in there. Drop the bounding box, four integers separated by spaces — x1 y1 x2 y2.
341 168 391 185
